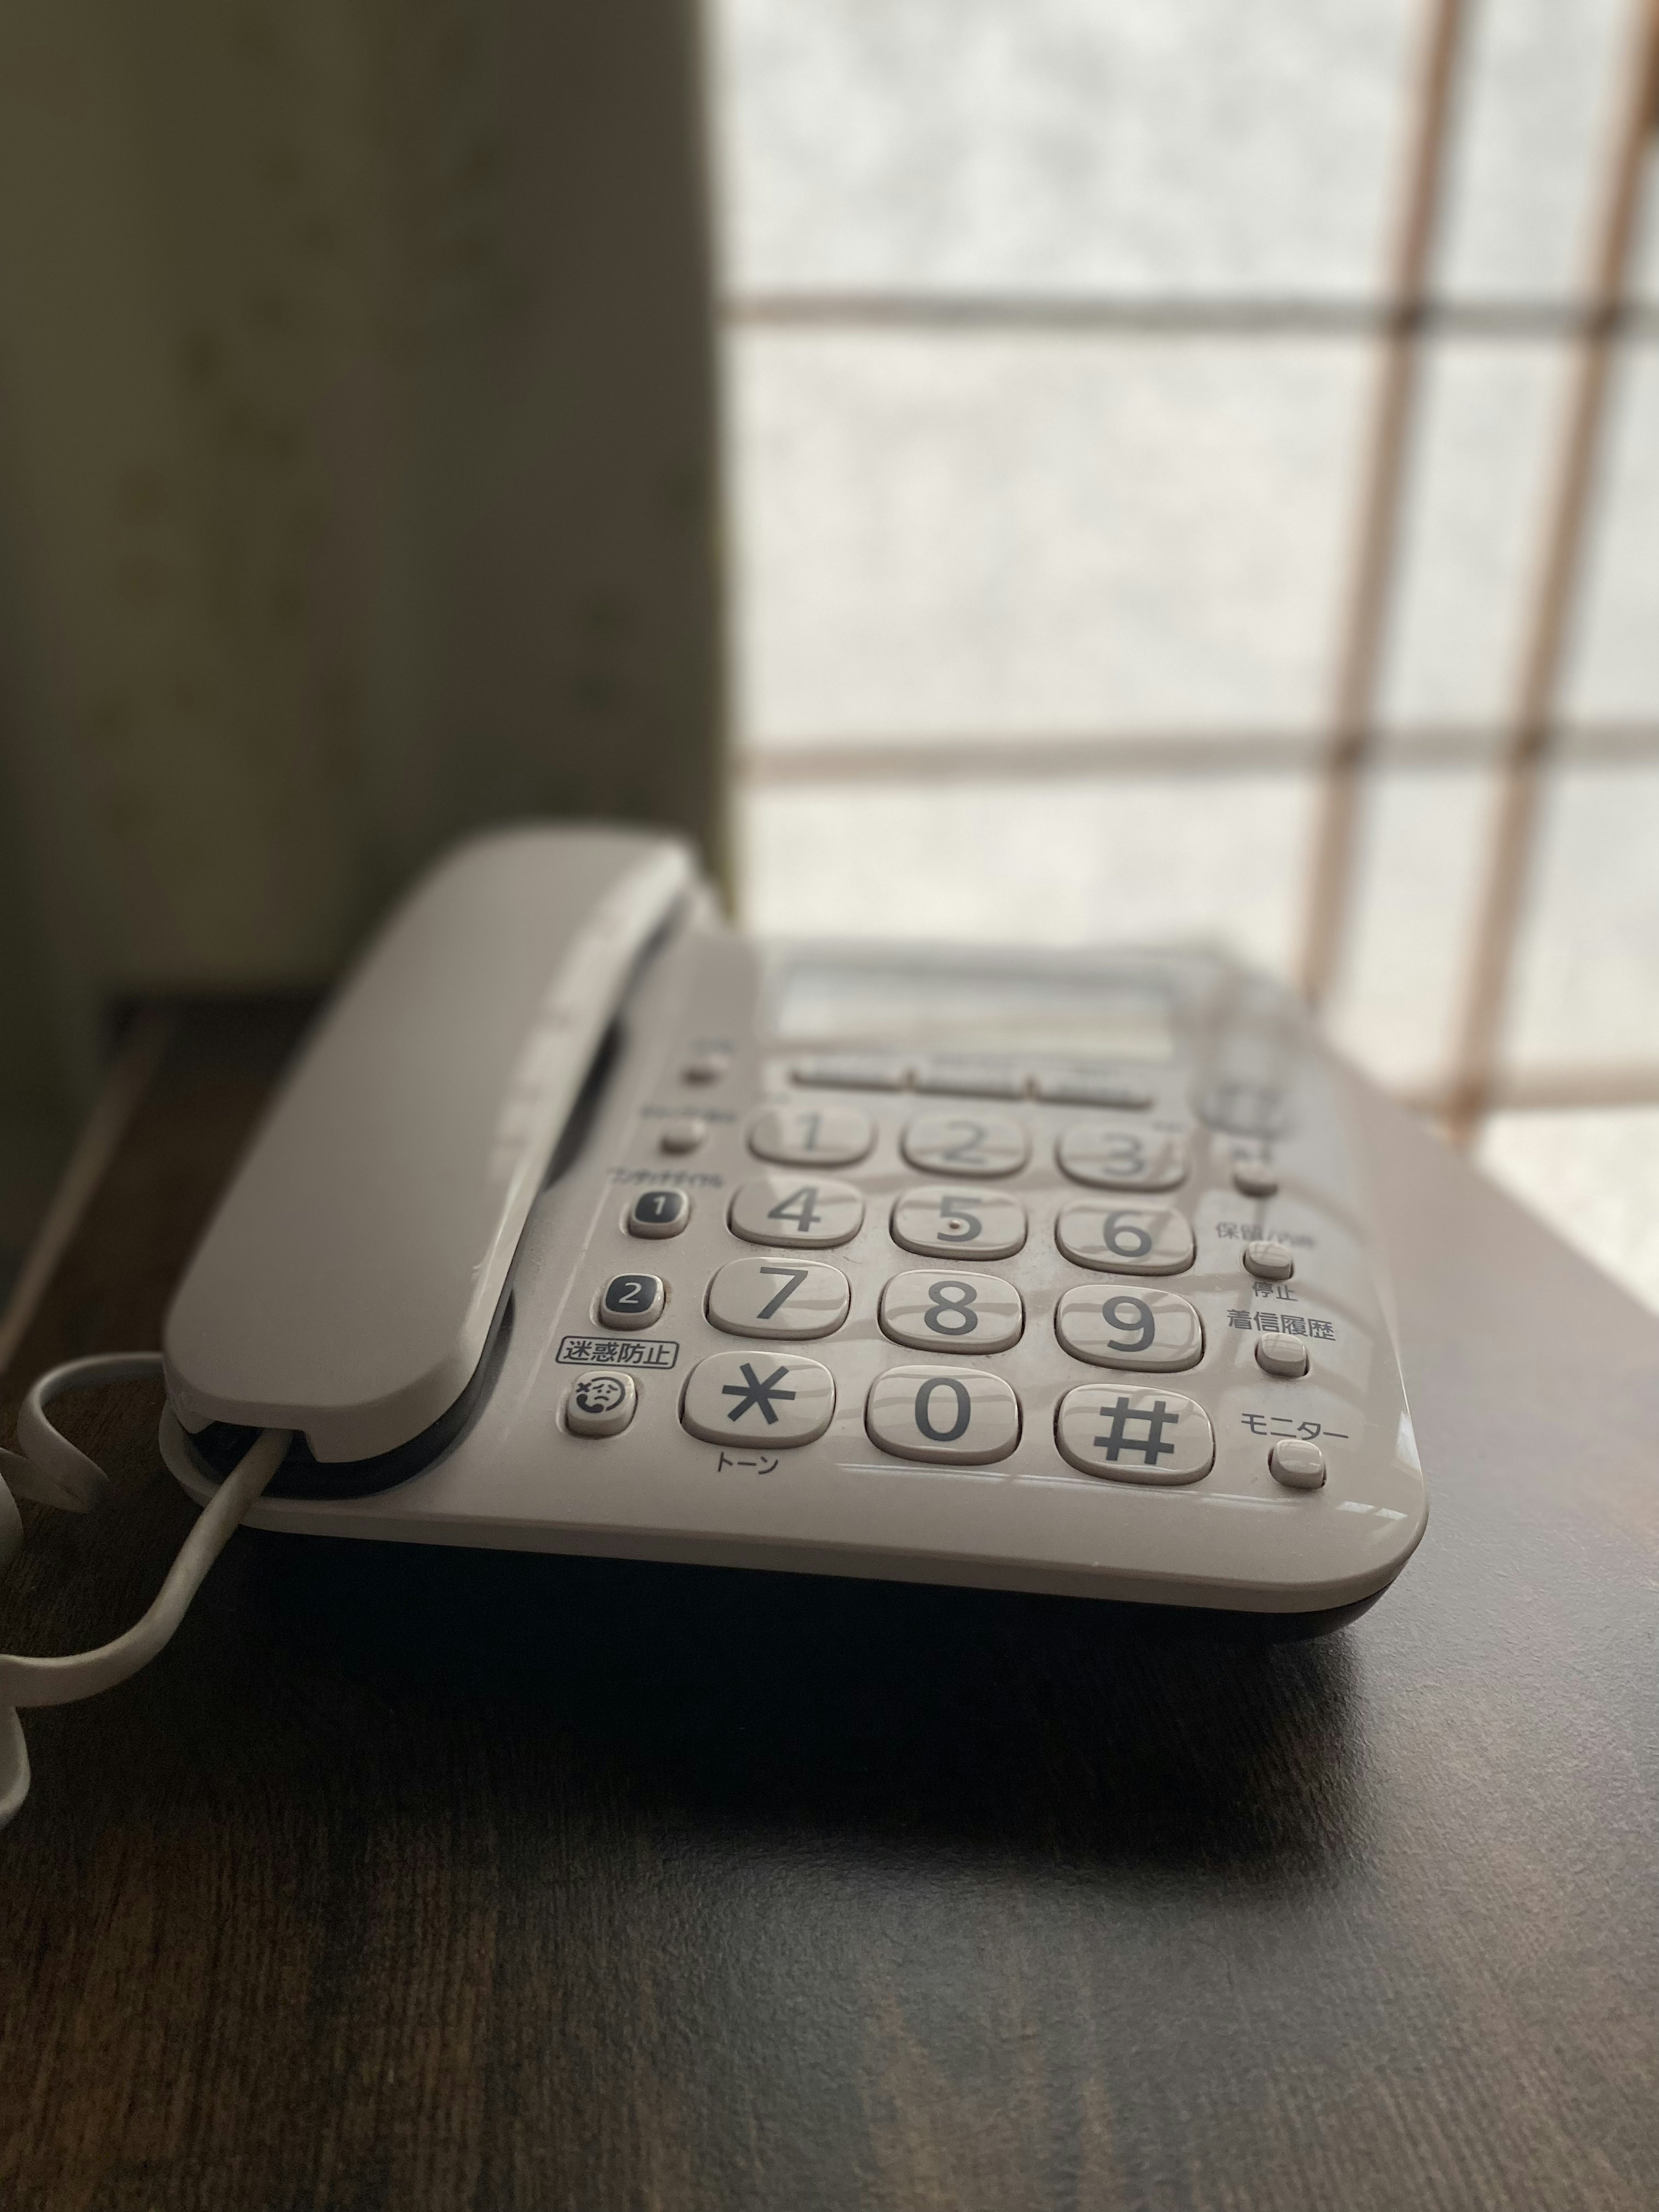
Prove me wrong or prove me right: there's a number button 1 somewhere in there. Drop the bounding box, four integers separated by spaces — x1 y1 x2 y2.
879 1269 1023 1354
865 1366 1021 1465
902 1113 1030 1178
728 1175 865 1248
1055 1201 1195 1276
1057 1122 1189 1192
1054 1286 1203 1371
890 1185 1027 1259
706 1257 852 1339
748 1103 874 1167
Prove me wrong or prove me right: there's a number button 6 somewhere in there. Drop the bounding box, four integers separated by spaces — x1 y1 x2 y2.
1054 1285 1203 1371
1055 1201 1195 1275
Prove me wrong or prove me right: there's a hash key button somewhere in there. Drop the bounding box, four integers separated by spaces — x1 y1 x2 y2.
1055 1385 1214 1484
681 1351 836 1448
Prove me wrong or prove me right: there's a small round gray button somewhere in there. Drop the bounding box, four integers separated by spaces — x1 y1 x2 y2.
565 1370 637 1437
1269 1437 1326 1490
1255 1333 1310 1377
658 1117 709 1155
1243 1238 1295 1281
1233 1162 1279 1199
680 1052 730 1084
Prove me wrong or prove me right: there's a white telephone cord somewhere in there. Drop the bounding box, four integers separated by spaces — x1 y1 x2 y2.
0 1353 286 1829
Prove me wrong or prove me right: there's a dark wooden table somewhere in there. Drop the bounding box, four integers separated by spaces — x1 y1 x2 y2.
3 1002 1658 2212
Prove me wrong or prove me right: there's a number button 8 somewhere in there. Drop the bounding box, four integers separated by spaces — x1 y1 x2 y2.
880 1269 1024 1354
1054 1285 1203 1372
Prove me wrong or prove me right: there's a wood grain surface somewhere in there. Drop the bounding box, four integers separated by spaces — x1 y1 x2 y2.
3 1002 1658 2212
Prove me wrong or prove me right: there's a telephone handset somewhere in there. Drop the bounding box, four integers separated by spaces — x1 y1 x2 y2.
4 823 1426 1824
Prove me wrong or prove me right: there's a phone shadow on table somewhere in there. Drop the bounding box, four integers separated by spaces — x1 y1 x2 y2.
165 1527 1374 1885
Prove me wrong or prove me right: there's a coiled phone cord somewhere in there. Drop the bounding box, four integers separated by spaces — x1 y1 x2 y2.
0 1353 287 1829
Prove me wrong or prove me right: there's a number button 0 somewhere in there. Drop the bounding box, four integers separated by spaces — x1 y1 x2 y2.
902 1114 1030 1178
1055 1201 1195 1275
890 1185 1027 1259
1057 1123 1189 1192
598 1272 666 1329
748 1104 874 1167
728 1175 865 1248
1054 1285 1203 1371
879 1269 1023 1354
706 1257 852 1340
865 1367 1022 1466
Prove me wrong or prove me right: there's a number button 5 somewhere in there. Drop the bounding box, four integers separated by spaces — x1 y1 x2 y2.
880 1269 1023 1354
902 1114 1029 1177
1057 1122 1189 1192
1054 1285 1203 1371
1055 1201 1195 1275
890 1185 1027 1259
728 1175 866 1248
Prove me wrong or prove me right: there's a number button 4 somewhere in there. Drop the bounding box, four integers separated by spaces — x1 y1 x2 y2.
880 1269 1023 1354
706 1258 852 1340
1055 1201 1195 1275
1057 1122 1189 1192
728 1175 865 1248
1055 1285 1203 1371
890 1185 1027 1259
865 1367 1021 1465
902 1113 1030 1178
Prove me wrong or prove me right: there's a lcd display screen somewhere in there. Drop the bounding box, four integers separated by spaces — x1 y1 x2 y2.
774 960 1176 1061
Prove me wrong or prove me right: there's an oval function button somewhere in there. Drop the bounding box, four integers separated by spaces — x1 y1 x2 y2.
1033 1071 1154 1111
902 1112 1030 1178
658 1117 709 1155
1054 1284 1203 1372
680 1051 730 1085
912 1056 1026 1100
565 1370 638 1437
626 1187 691 1239
1057 1122 1189 1192
728 1175 866 1248
1055 1201 1195 1276
681 1351 836 1448
1055 1385 1215 1484
1232 1160 1279 1199
890 1184 1027 1260
748 1103 874 1168
1255 1333 1310 1378
598 1272 666 1329
792 1053 910 1091
1243 1237 1296 1281
706 1257 851 1340
1269 1437 1326 1490
865 1366 1021 1466
879 1269 1023 1355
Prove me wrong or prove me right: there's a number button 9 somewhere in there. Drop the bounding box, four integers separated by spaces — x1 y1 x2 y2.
880 1269 1023 1354
1054 1285 1203 1372
890 1185 1027 1259
1057 1122 1189 1191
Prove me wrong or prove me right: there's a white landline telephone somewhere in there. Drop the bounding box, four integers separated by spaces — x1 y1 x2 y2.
1 823 1426 1824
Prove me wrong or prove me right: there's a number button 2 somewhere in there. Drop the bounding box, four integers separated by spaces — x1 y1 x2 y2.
1057 1122 1189 1192
1055 1201 1195 1275
1054 1285 1203 1371
879 1269 1023 1354
706 1257 852 1340
728 1175 865 1248
890 1185 1027 1259
902 1114 1029 1178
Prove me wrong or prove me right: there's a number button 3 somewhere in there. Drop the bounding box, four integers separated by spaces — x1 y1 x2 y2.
1057 1122 1189 1192
902 1113 1030 1178
1054 1285 1203 1371
865 1367 1021 1466
1055 1201 1195 1275
890 1185 1027 1259
706 1257 852 1340
728 1175 865 1248
880 1269 1023 1354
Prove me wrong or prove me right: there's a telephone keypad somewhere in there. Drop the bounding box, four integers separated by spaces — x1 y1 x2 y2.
681 1351 836 1447
599 1272 666 1329
1055 1200 1196 1275
1057 1123 1189 1192
748 1103 874 1167
626 1188 691 1238
890 1185 1027 1259
1055 1385 1215 1484
1054 1285 1203 1371
865 1366 1021 1465
902 1112 1030 1178
707 1257 851 1340
879 1269 1023 1354
728 1175 866 1248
